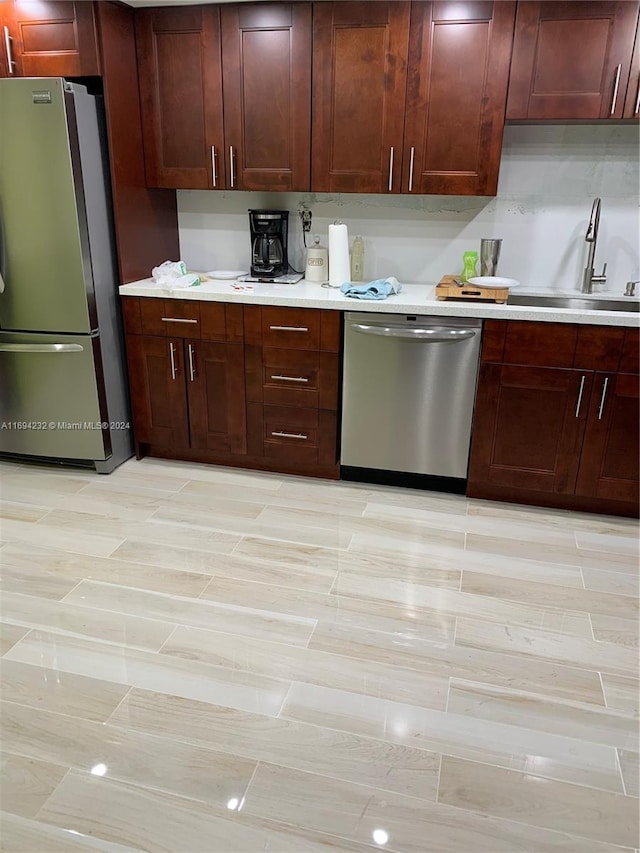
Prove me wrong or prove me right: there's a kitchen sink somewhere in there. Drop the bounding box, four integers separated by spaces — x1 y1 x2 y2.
507 294 639 313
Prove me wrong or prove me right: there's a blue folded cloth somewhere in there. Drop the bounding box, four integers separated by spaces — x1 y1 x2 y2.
340 277 402 300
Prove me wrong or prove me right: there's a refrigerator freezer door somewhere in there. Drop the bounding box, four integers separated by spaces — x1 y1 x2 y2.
0 332 109 461
0 78 94 333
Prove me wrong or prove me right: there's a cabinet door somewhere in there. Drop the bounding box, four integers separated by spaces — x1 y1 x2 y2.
624 22 640 118
220 3 311 191
507 1 639 120
576 372 640 504
126 335 190 449
186 340 247 455
135 6 224 189
311 1 410 192
404 1 515 196
5 0 99 77
468 363 591 494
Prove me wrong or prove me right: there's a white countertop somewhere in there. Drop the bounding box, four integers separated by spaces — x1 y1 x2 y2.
119 278 640 328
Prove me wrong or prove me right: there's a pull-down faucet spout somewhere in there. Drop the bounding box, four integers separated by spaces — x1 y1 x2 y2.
582 198 607 293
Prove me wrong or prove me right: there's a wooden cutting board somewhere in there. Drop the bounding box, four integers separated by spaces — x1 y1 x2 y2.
435 275 509 303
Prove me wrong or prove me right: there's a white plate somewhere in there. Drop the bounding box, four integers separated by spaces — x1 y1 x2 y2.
467 276 520 289
205 270 248 280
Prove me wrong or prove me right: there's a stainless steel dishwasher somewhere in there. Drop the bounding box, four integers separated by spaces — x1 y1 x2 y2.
341 312 482 491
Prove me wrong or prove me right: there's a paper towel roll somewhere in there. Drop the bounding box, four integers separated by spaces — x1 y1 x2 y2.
328 223 350 288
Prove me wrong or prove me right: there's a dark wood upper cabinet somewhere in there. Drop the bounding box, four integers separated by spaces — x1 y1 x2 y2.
136 2 311 192
311 1 411 193
135 6 224 189
220 3 311 191
624 20 640 118
2 0 100 77
507 1 640 120
404 1 516 196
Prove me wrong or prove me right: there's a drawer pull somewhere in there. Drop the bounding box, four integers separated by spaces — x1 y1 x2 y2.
161 317 198 324
271 431 308 440
610 64 622 115
269 325 309 332
169 342 177 380
575 375 586 417
408 146 415 193
597 377 609 420
271 374 309 383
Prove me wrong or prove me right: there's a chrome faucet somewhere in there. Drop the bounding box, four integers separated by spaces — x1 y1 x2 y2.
582 198 607 293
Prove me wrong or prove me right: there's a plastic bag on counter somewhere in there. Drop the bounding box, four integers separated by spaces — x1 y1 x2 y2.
151 260 200 290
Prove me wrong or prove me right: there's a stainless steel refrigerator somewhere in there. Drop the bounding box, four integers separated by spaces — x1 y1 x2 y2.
0 78 132 473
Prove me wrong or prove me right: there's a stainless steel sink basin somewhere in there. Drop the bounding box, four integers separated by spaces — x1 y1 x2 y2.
507 294 639 313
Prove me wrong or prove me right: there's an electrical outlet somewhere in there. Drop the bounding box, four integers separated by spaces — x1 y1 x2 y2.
300 208 312 232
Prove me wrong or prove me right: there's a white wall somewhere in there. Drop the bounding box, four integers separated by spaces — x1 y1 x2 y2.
177 124 640 293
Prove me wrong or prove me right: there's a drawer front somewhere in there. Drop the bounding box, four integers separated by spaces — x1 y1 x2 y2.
262 348 320 407
140 299 201 338
261 307 321 350
264 405 319 446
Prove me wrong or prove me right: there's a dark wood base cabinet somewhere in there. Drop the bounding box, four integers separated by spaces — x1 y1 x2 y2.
122 298 341 480
468 320 639 517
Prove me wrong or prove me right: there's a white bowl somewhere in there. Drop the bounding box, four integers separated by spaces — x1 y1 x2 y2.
467 276 520 289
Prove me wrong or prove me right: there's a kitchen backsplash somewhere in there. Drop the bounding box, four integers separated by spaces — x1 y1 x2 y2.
177 124 639 294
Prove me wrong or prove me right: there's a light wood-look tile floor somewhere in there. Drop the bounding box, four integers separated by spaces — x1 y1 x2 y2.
0 456 638 852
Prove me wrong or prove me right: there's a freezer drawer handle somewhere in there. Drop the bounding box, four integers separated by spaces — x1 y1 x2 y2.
270 374 309 383
0 343 84 353
350 324 476 342
269 325 308 333
161 317 198 324
271 431 308 440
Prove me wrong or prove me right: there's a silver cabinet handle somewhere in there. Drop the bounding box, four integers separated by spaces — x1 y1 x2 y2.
350 323 476 342
635 77 640 116
575 375 586 417
271 374 309 383
388 147 394 192
408 146 415 192
271 431 308 440
597 377 609 419
188 343 195 382
3 26 15 75
269 325 308 332
211 146 217 188
229 145 235 188
169 342 177 380
610 64 622 115
161 317 198 324
0 343 83 353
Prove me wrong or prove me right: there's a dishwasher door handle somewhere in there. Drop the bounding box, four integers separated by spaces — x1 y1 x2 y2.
350 324 477 342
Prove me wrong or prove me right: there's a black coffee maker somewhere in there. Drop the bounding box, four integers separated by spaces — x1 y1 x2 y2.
249 209 289 278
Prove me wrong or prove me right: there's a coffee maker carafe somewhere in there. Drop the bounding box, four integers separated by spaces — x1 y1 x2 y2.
249 209 289 278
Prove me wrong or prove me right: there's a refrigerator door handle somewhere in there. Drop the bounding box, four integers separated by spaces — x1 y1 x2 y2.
0 342 84 353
